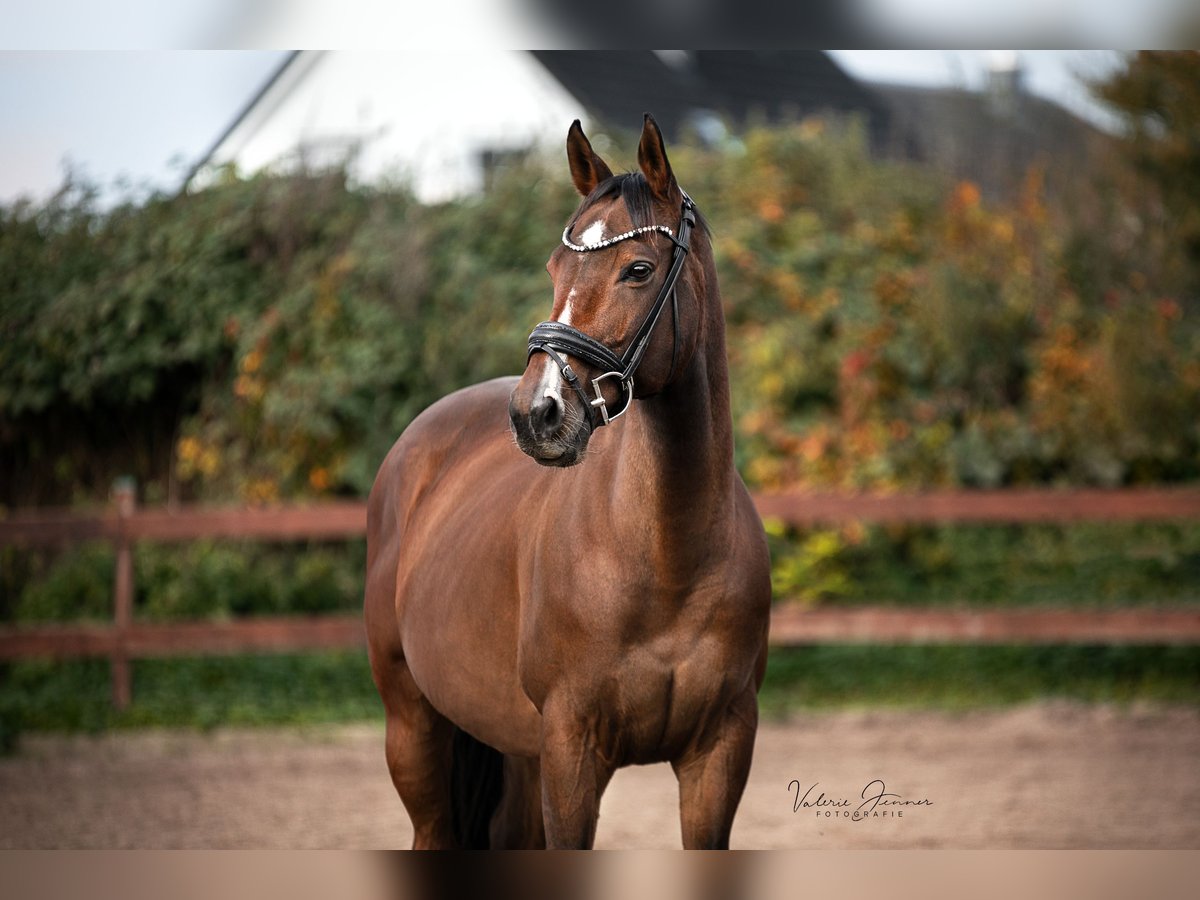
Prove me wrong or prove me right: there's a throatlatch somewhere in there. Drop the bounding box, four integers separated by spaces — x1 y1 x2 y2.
527 192 697 429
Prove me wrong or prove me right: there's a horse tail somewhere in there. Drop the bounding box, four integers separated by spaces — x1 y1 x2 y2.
450 726 504 848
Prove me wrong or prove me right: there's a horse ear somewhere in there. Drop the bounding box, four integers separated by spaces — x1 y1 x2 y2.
566 119 613 197
637 113 677 201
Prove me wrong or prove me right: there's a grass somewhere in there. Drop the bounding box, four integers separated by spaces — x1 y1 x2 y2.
0 652 382 749
3 644 1199 751
758 644 1200 715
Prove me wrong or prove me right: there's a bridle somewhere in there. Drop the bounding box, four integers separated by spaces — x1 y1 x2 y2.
526 191 697 430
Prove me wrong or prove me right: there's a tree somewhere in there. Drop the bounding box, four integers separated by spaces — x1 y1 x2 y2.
1094 51 1200 292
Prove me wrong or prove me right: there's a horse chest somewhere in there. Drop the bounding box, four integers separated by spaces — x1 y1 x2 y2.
520 586 756 762
619 640 746 762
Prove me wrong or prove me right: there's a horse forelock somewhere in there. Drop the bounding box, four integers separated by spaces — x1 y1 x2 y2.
567 173 652 235
566 172 711 244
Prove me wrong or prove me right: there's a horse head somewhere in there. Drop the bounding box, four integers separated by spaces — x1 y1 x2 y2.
509 114 709 467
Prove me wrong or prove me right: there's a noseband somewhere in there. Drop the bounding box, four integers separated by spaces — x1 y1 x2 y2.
526 192 697 430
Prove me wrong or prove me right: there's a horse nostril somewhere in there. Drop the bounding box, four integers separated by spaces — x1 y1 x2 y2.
530 394 564 439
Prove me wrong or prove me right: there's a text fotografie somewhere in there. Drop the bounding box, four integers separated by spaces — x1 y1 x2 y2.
788 779 933 820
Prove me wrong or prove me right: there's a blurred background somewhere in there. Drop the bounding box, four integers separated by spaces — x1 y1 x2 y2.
1 45 1199 848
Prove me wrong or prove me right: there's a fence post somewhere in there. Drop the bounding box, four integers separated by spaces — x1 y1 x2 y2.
111 478 136 710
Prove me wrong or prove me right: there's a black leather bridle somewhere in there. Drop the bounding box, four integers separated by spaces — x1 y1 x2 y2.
526 192 697 430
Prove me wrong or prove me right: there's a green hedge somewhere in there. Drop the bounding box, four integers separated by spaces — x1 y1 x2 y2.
3 119 1199 633
2 122 1198 509
765 521 1200 607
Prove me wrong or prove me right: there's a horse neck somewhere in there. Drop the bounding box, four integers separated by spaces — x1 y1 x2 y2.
608 274 735 570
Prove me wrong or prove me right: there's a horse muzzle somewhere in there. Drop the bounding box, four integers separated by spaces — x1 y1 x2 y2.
508 381 592 468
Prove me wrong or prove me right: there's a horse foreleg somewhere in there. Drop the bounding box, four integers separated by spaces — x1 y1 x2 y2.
671 689 758 849
369 649 458 849
539 701 616 849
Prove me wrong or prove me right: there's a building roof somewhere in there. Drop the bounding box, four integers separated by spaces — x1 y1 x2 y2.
872 79 1107 199
186 51 1100 203
530 51 890 144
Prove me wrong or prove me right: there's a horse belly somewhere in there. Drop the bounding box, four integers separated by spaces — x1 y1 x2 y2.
394 470 543 758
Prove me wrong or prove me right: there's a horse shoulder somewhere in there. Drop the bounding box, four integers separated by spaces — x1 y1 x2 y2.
367 376 525 625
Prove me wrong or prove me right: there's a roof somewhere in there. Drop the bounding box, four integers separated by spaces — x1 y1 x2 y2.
872 80 1107 199
186 51 1100 203
530 51 891 144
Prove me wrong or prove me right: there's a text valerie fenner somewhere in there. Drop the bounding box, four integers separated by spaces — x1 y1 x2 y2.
788 779 933 820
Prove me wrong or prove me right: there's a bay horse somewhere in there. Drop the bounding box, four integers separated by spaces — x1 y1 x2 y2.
364 115 771 849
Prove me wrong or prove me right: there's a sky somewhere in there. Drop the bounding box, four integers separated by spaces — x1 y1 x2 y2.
0 52 287 204
830 49 1124 125
0 50 1126 206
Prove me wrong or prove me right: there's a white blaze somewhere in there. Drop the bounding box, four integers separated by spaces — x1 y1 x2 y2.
540 355 562 403
541 212 605 405
543 287 577 402
560 287 576 326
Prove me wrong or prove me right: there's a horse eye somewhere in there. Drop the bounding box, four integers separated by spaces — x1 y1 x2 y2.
623 262 654 282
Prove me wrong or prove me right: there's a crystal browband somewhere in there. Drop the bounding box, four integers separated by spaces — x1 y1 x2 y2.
561 223 676 253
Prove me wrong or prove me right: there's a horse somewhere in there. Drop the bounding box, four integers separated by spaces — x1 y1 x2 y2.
364 114 771 849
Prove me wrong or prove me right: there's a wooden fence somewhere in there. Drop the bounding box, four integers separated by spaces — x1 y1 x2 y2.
3 485 1200 708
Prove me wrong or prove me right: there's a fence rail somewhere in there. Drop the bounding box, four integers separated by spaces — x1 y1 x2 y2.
0 615 366 659
768 606 1200 645
753 486 1200 525
3 486 1199 708
0 501 369 546
6 487 1200 548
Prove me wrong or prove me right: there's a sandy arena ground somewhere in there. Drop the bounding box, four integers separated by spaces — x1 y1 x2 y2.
2 703 1198 848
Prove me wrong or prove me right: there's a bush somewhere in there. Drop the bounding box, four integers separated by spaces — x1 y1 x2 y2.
668 127 1200 490
3 121 1198 508
13 542 114 622
765 521 1200 608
